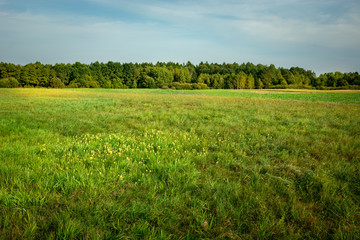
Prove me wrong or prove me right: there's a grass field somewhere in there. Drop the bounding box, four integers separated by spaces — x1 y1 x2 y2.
0 88 359 239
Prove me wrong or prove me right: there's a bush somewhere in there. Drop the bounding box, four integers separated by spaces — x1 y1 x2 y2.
170 82 192 90
317 85 360 90
193 83 209 89
0 77 20 88
268 84 287 89
286 84 313 89
67 81 79 88
170 82 209 90
50 77 66 88
112 82 128 89
67 76 100 88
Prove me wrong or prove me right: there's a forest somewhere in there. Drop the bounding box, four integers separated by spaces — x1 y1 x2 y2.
0 61 359 89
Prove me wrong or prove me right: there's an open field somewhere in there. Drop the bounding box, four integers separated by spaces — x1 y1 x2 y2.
0 88 359 239
66 88 360 104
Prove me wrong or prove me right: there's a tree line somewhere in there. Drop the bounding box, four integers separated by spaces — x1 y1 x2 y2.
0 61 359 89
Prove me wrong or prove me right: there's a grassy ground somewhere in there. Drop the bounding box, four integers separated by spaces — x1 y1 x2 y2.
66 88 360 104
0 88 359 239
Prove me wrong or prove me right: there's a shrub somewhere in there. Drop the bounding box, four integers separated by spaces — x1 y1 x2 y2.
170 82 209 90
171 82 192 90
317 85 360 90
49 77 66 88
0 77 20 88
193 83 209 89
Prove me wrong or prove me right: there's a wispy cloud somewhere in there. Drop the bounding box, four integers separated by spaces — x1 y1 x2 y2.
0 9 221 64
0 0 359 73
83 0 360 48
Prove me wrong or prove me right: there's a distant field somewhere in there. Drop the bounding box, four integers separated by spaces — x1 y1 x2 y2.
0 88 359 239
62 88 360 104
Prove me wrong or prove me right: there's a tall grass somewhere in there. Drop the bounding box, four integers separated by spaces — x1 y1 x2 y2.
0 89 359 239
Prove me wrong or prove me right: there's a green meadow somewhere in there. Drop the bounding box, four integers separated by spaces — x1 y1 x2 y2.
0 88 359 239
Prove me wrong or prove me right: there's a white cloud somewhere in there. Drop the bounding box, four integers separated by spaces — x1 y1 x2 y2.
0 10 223 64
83 0 360 49
230 16 360 49
0 0 359 73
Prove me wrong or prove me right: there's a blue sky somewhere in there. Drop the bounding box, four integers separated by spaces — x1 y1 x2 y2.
0 0 359 74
